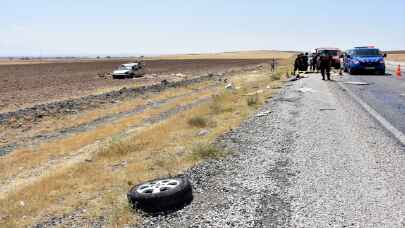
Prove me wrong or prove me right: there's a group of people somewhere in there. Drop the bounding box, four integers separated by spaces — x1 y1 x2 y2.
294 52 334 80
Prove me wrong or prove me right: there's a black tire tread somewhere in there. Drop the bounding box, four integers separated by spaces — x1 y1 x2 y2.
127 177 193 213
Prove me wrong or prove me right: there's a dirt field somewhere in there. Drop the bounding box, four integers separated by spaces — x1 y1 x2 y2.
0 59 275 112
387 53 405 62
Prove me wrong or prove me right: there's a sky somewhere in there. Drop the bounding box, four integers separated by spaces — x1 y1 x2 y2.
1 0 404 57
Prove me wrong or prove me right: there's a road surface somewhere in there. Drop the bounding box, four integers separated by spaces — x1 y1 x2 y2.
142 73 405 227
341 62 405 135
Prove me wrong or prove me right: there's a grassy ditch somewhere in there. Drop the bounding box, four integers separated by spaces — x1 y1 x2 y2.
0 65 290 227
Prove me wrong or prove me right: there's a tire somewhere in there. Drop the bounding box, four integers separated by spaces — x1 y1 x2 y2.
349 68 356 75
127 177 193 213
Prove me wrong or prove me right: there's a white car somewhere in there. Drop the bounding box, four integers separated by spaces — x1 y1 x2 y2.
112 62 145 79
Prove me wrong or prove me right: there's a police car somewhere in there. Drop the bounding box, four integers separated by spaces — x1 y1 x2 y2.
343 46 387 75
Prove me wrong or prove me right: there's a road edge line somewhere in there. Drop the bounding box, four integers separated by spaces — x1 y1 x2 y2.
337 82 405 145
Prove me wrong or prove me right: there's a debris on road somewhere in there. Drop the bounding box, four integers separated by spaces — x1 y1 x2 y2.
289 74 307 81
320 108 336 111
343 81 370 85
256 110 272 117
297 87 317 93
127 177 193 213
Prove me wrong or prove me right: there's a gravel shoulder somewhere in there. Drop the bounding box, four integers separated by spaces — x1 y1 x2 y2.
142 74 405 227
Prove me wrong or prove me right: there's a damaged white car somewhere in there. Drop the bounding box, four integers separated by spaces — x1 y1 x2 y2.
112 62 145 79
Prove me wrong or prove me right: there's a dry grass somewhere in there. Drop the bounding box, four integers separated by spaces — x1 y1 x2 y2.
187 116 209 128
191 143 225 160
0 89 216 193
246 94 260 106
271 71 282 81
0 62 291 227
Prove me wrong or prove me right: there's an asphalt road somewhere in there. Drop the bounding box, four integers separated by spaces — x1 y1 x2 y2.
142 74 405 227
340 64 405 135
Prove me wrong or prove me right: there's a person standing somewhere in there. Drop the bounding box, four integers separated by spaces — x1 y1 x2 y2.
311 53 317 72
271 58 276 72
319 51 333 80
294 53 303 75
303 53 309 71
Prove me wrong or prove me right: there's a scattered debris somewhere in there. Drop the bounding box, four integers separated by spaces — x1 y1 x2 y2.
0 214 9 221
278 97 300 103
244 90 264 96
97 72 111 79
175 73 185 77
197 129 210 136
320 108 336 111
256 110 272 117
297 87 317 93
225 83 234 89
20 201 25 207
289 76 300 81
343 81 370 85
111 160 128 171
161 79 169 86
174 146 187 156
127 177 193 213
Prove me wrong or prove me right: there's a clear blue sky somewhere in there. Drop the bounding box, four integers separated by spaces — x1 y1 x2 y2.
1 0 404 56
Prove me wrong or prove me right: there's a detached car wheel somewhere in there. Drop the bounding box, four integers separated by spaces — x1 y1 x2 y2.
127 177 193 213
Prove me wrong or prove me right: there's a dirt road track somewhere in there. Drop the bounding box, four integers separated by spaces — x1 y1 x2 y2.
0 59 270 112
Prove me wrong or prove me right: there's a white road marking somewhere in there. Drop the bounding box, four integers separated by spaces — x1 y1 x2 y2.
337 82 405 145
